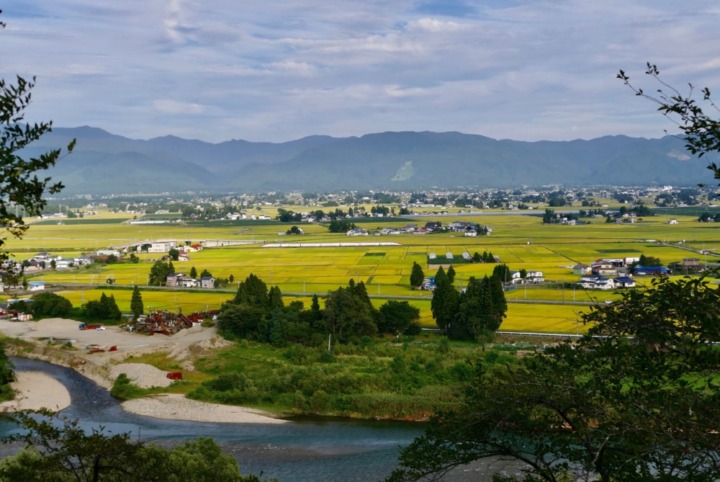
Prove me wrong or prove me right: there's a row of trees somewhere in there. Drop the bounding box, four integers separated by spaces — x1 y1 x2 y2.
217 274 421 346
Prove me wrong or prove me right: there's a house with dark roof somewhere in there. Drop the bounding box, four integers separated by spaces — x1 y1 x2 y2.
633 265 670 276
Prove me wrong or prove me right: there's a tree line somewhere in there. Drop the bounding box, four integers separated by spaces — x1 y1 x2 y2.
217 274 421 346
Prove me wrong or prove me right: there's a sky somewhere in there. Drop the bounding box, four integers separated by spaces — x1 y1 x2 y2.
3 1 720 144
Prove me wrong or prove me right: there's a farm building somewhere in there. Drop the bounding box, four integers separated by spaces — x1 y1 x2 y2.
633 265 671 276
148 240 178 253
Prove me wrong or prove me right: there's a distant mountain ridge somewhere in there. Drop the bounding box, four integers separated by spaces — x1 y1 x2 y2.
20 126 711 194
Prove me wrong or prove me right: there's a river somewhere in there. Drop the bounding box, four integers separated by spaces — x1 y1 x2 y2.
0 358 425 482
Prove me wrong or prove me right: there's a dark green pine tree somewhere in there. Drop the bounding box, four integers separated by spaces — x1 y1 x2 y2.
130 285 143 321
431 267 459 333
234 273 269 307
447 265 456 284
410 261 425 288
268 285 284 309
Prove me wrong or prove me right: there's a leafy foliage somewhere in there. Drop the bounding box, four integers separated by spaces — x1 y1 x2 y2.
83 293 121 323
619 63 720 184
130 285 143 321
327 219 356 233
448 275 506 341
430 267 458 332
148 260 174 286
323 280 377 342
0 16 74 266
390 276 720 481
29 292 73 319
0 343 14 401
0 411 263 481
378 301 420 335
0 78 74 263
409 261 424 288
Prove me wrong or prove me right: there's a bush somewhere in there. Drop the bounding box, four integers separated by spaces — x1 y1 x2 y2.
110 373 143 400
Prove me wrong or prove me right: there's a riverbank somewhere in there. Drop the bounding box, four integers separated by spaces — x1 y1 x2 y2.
122 394 286 424
0 371 71 412
0 318 285 424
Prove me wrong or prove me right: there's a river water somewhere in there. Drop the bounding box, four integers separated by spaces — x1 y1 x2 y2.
0 358 425 482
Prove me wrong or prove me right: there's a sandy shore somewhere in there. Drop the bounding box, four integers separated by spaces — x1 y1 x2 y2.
0 318 287 424
0 371 71 412
122 394 286 424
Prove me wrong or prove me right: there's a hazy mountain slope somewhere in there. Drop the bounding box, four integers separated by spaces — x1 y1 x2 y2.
22 127 712 194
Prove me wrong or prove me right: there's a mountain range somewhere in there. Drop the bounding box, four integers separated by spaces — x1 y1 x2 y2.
20 126 712 195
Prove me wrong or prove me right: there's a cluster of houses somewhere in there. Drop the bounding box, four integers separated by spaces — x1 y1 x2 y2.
358 221 492 237
165 273 216 288
573 257 675 290
13 252 94 274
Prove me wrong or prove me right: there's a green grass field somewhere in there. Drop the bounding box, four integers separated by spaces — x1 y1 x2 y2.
7 208 718 334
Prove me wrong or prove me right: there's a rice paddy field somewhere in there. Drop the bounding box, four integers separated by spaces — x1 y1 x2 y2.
5 208 719 335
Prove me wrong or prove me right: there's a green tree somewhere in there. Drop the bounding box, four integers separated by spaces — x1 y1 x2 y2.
0 411 262 482
378 300 420 335
0 70 74 264
446 265 456 284
200 268 212 278
328 219 356 233
638 253 663 267
268 285 284 309
217 303 267 340
234 273 269 307
84 293 121 322
29 292 73 319
430 267 458 333
390 275 720 481
148 260 174 286
0 343 15 401
189 266 197 279
130 285 143 321
168 247 180 261
409 261 425 288
449 276 505 341
492 263 511 284
542 208 556 224
324 283 377 342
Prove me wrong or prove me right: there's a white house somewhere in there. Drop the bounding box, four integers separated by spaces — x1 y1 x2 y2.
578 275 615 290
96 249 122 258
28 281 45 291
148 241 177 253
346 228 368 236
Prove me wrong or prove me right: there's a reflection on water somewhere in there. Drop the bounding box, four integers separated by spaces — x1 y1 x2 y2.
3 358 423 481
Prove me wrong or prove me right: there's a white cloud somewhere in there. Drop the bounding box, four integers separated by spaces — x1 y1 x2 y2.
2 0 720 143
407 17 467 33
